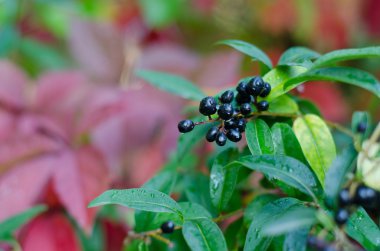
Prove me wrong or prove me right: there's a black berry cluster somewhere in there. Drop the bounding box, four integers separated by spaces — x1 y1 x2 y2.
335 184 380 225
177 76 272 146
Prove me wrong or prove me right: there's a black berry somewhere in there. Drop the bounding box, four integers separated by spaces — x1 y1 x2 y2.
226 129 242 142
338 188 352 207
224 119 236 130
206 126 219 142
357 122 367 133
161 221 175 234
257 100 269 111
247 76 264 96
236 80 249 95
236 118 246 132
335 208 349 225
199 96 217 116
236 93 251 104
218 103 234 120
259 82 271 97
215 131 227 146
220 90 234 103
178 120 195 133
355 185 378 209
240 103 251 115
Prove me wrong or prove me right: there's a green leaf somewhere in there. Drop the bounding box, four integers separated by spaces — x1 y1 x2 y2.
312 46 380 68
243 198 302 251
216 40 273 70
278 47 320 66
352 111 372 139
245 119 274 155
297 99 322 116
0 205 46 239
283 228 309 251
182 219 228 251
89 188 183 217
244 194 279 224
271 123 307 164
136 70 205 101
262 207 317 236
179 202 212 220
268 95 299 114
263 66 308 101
293 114 336 186
142 170 177 194
210 148 240 211
235 155 322 200
283 67 380 98
346 207 380 251
324 144 357 208
138 0 182 28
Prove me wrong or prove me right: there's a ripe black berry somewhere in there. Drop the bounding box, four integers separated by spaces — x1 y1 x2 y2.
240 103 251 115
215 131 227 146
226 129 242 142
224 119 236 130
178 120 195 133
206 126 219 142
236 93 251 104
236 118 246 132
161 221 175 234
247 77 264 96
236 80 249 95
257 100 269 111
220 90 234 103
199 96 217 116
338 188 352 207
259 82 271 97
357 122 367 133
218 103 234 120
355 185 378 209
335 208 349 225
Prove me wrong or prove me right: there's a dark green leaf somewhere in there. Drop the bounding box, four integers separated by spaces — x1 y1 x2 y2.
89 188 183 217
179 202 212 220
324 144 357 208
245 119 274 155
312 46 380 68
264 65 308 101
136 70 205 101
262 207 317 236
235 155 322 200
297 99 322 116
210 148 240 211
346 207 380 251
244 194 279 225
278 47 320 66
216 40 273 70
225 218 246 250
0 205 46 239
243 198 302 251
142 170 177 194
283 228 309 251
271 123 307 164
182 219 228 251
138 0 182 28
283 67 380 98
293 114 336 186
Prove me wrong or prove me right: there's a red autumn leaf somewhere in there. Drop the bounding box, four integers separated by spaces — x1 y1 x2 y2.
0 61 27 110
19 212 81 251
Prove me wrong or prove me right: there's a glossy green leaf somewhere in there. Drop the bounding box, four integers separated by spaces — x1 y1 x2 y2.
244 194 279 225
297 99 322 116
179 202 212 220
351 111 372 139
271 123 307 164
263 65 308 101
136 70 205 101
268 95 299 114
182 219 228 251
210 148 240 211
216 40 273 70
312 46 380 68
346 207 380 251
283 228 309 251
245 119 274 155
235 155 322 200
185 174 217 215
324 144 357 208
293 114 336 185
89 188 183 217
283 67 380 98
262 207 317 236
278 47 320 66
244 198 302 251
0 205 46 239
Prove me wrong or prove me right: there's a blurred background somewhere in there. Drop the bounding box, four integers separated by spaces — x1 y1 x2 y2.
0 0 379 250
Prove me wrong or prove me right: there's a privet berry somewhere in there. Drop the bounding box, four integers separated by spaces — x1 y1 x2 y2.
218 104 234 120
257 100 269 111
247 76 264 96
240 103 251 115
220 90 234 103
160 221 175 234
260 82 271 97
226 129 242 142
199 96 217 116
236 93 251 104
216 131 227 146
334 208 349 225
338 188 352 207
236 81 249 95
354 185 378 209
356 122 367 133
206 126 219 142
178 120 195 133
